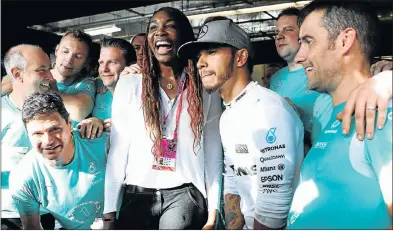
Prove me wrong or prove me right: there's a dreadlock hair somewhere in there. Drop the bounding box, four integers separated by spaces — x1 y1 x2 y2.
141 7 204 156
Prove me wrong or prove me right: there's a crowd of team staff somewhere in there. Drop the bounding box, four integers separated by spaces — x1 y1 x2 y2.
1 0 392 230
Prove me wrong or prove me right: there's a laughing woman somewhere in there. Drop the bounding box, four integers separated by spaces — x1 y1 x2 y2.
103 7 223 230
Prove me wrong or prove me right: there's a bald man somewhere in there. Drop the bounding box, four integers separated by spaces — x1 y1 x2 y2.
1 44 56 229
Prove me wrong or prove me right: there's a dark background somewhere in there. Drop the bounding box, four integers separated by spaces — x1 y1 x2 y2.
1 0 392 69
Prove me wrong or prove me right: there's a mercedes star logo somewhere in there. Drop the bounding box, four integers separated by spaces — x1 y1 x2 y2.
198 25 208 39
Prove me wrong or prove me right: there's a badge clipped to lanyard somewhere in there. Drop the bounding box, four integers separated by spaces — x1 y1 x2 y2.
152 71 187 171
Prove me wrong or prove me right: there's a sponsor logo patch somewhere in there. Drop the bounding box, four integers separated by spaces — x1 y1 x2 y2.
260 144 285 153
331 120 340 128
262 184 283 189
261 184 284 193
260 154 285 163
235 144 249 154
260 166 276 172
324 129 337 134
261 174 283 183
314 142 327 149
230 165 257 176
198 25 208 39
277 163 285 171
266 127 277 144
262 188 277 194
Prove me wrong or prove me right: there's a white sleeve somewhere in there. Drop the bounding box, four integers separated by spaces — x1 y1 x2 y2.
254 105 304 228
103 76 133 214
223 153 238 196
203 92 223 212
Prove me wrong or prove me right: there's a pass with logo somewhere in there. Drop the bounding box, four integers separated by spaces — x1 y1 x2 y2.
152 138 177 171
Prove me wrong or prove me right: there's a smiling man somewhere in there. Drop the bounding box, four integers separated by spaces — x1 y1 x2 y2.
1 44 56 230
287 1 392 229
77 38 136 139
9 91 107 229
93 38 136 121
1 30 97 125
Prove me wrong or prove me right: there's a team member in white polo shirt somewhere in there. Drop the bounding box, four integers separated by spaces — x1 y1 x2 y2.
178 18 304 229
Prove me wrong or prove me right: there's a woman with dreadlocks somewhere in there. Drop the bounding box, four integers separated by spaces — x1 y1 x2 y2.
103 7 222 230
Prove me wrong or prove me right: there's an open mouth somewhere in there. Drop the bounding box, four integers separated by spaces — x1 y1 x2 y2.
155 40 173 54
40 82 50 88
43 145 60 151
305 66 314 72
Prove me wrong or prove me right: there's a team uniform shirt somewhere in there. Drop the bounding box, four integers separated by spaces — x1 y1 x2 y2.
1 95 32 218
104 73 223 214
57 76 96 127
287 101 393 229
92 78 113 120
9 131 108 229
270 67 321 136
221 81 304 229
1 75 12 97
311 93 333 144
57 76 96 99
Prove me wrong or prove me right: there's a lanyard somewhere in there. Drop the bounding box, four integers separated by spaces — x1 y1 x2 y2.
162 70 187 140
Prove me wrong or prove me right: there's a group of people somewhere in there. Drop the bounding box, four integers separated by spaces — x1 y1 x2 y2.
1 0 392 230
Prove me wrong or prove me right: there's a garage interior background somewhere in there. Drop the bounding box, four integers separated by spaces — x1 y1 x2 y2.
2 0 392 84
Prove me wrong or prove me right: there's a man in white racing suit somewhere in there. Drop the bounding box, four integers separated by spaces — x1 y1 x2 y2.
178 17 304 229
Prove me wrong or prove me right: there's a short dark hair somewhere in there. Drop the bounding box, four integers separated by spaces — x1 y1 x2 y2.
101 37 136 65
61 29 93 59
200 17 254 74
22 91 70 124
130 33 146 44
298 0 380 61
277 7 300 20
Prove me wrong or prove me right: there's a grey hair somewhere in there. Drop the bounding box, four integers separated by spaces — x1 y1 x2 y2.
3 44 42 81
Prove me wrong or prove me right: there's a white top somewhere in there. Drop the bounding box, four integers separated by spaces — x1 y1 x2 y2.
221 82 304 229
104 73 223 214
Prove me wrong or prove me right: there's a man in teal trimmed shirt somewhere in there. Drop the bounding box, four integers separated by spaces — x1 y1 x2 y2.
1 44 57 229
270 7 323 147
78 38 135 139
93 38 136 120
287 1 392 229
271 7 393 146
9 91 107 230
52 29 96 127
1 29 97 126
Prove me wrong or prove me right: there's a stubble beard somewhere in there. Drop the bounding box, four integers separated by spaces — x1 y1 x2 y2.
205 56 234 94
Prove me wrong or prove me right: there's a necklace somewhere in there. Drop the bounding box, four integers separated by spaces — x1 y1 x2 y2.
166 81 173 90
165 76 176 90
163 72 182 90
